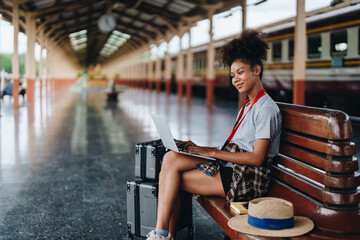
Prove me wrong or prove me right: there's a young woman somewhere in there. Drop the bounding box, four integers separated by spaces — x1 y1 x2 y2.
146 29 282 240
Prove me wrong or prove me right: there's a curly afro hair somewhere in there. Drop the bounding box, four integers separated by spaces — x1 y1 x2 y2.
220 29 269 79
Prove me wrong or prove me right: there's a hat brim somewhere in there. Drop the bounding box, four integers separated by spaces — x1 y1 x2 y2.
228 215 314 237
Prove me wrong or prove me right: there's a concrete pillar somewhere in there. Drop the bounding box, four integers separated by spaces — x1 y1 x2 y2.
132 64 135 88
138 62 142 88
25 13 36 102
142 62 147 89
12 1 20 108
238 0 248 108
139 62 143 88
140 63 142 88
39 38 44 97
46 44 51 92
147 60 153 91
177 38 184 98
164 49 172 95
134 62 140 88
206 11 215 106
293 0 306 105
186 30 193 102
126 65 130 86
135 63 138 88
242 0 247 30
155 57 161 93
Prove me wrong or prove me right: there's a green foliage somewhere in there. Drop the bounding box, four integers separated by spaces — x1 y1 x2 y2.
19 53 25 74
0 53 12 73
0 53 26 74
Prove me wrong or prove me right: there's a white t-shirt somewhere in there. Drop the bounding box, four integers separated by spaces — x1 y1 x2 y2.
224 94 282 167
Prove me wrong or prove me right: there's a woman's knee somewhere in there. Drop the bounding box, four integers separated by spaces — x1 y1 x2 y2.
161 151 180 172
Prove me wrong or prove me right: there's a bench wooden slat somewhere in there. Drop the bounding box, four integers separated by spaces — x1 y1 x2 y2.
280 144 359 173
270 165 360 205
197 195 360 239
282 131 356 156
267 178 360 235
278 103 354 140
276 154 360 189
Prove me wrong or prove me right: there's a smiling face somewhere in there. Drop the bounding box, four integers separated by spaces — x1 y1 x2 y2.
230 59 261 95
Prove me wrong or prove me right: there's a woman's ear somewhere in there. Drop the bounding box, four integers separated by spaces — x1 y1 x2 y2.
253 64 261 76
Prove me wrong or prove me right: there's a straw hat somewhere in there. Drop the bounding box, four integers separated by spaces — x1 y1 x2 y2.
228 197 314 237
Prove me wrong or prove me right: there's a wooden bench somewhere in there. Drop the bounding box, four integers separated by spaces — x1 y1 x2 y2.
197 103 360 239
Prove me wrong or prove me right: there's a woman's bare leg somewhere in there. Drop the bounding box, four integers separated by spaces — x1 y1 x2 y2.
155 151 225 236
155 151 206 230
168 193 179 236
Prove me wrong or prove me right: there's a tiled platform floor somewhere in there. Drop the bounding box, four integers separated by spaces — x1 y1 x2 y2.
0 87 240 240
0 86 359 240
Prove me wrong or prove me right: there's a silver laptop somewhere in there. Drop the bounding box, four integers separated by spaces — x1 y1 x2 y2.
151 114 216 161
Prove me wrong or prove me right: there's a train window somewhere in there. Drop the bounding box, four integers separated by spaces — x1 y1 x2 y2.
203 57 207 70
288 39 294 60
272 42 282 61
308 35 321 59
358 27 360 55
215 54 221 70
331 30 347 57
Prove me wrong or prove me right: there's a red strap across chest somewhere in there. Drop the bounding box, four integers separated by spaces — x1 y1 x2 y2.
222 89 266 149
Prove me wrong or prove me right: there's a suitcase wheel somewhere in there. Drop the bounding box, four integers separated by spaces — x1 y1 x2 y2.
125 233 133 240
187 226 195 240
223 235 231 240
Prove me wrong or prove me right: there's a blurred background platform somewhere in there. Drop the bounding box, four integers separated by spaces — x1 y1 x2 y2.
0 87 359 239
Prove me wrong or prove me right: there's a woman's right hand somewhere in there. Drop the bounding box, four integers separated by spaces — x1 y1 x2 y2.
177 140 197 151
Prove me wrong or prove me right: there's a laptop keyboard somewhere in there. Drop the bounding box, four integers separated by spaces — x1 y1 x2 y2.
179 150 216 161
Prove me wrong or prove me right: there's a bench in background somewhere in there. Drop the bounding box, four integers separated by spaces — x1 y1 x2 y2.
197 103 360 240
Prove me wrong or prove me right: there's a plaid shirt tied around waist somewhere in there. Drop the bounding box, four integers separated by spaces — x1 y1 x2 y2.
196 143 273 203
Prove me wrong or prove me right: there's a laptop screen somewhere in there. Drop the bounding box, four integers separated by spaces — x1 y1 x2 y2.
151 114 179 153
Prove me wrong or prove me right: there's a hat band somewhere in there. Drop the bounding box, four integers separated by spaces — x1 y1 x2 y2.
248 215 294 230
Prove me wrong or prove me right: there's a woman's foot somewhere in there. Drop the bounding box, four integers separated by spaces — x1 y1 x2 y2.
146 230 174 240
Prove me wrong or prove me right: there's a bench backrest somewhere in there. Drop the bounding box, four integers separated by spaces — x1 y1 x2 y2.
268 103 359 233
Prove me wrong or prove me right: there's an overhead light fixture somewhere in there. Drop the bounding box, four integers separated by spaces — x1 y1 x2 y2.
99 30 131 57
69 29 87 51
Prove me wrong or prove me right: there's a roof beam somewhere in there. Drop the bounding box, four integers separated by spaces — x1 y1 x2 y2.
136 2 180 22
32 0 100 18
116 23 155 41
112 9 166 38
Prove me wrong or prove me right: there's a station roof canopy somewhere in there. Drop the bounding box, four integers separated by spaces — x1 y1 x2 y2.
0 0 246 66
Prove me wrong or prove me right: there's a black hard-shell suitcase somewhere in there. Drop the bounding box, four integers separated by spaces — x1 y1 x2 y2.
126 180 142 237
134 139 166 181
126 180 194 239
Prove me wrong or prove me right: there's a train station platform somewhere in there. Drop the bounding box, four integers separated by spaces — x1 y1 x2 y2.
0 86 359 239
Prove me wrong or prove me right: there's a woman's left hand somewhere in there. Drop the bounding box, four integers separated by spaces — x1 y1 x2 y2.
186 146 216 158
